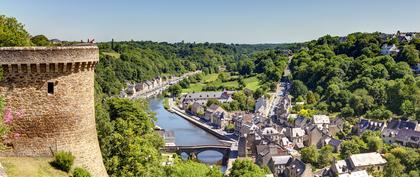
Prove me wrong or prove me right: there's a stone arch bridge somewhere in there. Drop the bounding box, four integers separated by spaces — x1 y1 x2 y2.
163 144 232 165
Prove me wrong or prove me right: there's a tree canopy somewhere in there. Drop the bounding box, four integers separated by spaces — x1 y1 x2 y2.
0 15 32 46
229 159 266 177
291 32 420 120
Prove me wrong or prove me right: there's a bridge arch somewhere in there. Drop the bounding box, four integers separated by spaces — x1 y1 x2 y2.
164 145 232 165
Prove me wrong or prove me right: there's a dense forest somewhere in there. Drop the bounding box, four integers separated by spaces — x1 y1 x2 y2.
290 33 420 120
95 40 299 95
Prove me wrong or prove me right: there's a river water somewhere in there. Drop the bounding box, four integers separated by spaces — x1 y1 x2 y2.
148 98 224 164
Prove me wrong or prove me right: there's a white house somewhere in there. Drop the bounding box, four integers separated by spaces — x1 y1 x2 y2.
312 115 330 129
380 44 400 55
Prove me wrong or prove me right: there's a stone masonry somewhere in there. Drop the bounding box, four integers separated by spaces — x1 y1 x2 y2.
0 46 108 177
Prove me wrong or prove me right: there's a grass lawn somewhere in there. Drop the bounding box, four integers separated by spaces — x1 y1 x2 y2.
221 80 239 88
244 76 260 91
0 157 69 177
102 51 121 58
181 73 262 93
202 73 219 83
182 83 205 93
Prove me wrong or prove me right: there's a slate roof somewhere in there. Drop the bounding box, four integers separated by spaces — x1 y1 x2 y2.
295 117 310 127
286 158 306 176
328 138 342 147
395 129 420 142
355 119 385 132
387 119 418 130
184 91 234 100
255 96 267 112
207 104 222 113
191 102 203 110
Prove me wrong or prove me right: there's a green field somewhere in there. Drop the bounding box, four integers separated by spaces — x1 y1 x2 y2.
181 73 261 93
182 83 205 93
202 73 219 83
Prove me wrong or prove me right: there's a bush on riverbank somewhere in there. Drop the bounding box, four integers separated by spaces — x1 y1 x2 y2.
163 98 170 110
224 123 235 133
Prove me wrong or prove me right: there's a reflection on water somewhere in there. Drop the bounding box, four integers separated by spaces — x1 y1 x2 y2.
149 98 224 164
197 150 224 164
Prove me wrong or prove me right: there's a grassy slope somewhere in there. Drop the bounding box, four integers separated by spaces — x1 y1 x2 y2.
243 76 260 91
0 157 68 177
182 73 261 93
182 73 219 93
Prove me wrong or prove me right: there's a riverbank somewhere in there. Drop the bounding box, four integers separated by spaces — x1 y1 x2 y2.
124 70 202 99
166 99 236 143
150 98 223 146
163 98 170 110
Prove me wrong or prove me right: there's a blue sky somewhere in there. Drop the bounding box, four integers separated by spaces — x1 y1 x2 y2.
2 0 420 43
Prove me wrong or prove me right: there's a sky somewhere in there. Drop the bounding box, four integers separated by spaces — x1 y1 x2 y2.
1 0 420 44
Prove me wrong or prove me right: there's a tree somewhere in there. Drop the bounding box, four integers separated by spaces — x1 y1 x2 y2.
30 35 50 46
384 153 405 177
399 45 420 65
366 107 393 120
232 91 255 111
165 160 221 177
340 106 354 118
349 89 374 116
291 80 308 98
0 15 32 46
254 88 265 99
300 145 319 165
206 98 221 107
207 167 224 177
366 136 384 152
168 84 182 97
318 145 334 168
389 147 420 173
101 98 164 177
229 159 266 177
401 100 415 118
306 91 317 104
218 72 229 82
340 140 361 158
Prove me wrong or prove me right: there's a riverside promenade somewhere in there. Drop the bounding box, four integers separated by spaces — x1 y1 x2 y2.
167 99 237 143
127 70 202 99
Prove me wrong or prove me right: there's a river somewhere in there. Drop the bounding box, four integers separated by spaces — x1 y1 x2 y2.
148 98 224 165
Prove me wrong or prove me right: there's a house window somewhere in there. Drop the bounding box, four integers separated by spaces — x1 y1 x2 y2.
48 82 54 94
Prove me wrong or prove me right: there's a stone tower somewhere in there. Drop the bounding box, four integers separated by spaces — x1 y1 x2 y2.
0 46 108 177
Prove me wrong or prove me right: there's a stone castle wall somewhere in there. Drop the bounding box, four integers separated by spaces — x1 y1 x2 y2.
0 46 108 177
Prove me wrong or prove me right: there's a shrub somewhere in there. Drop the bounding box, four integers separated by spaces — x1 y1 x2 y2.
51 151 75 172
72 167 91 177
